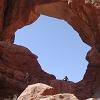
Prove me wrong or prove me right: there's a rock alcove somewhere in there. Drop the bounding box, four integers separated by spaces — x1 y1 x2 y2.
0 0 100 100
15 15 90 82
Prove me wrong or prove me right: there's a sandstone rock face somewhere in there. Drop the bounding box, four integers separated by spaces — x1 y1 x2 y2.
17 83 56 100
0 0 100 47
50 80 75 94
86 98 94 100
0 42 55 98
0 0 39 43
0 0 100 100
36 0 100 48
38 94 78 100
17 83 78 100
36 1 100 99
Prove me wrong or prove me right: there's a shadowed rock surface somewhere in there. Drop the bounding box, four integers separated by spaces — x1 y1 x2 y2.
0 41 55 98
50 80 75 94
0 0 100 99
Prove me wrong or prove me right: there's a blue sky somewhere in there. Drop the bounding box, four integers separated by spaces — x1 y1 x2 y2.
15 15 91 82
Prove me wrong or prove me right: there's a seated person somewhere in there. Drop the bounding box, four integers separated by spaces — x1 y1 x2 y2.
63 76 69 81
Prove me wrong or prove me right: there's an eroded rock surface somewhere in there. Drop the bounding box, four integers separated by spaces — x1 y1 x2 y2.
0 42 55 98
0 0 100 48
50 80 75 94
0 0 40 43
36 0 100 48
17 83 78 100
0 0 100 100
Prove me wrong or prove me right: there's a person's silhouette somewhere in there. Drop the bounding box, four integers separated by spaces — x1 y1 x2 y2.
63 76 68 81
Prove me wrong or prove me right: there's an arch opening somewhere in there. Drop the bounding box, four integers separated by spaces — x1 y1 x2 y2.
15 15 91 82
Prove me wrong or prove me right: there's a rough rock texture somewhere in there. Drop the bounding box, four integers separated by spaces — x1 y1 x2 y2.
0 41 55 98
36 0 100 48
86 98 94 100
50 80 75 94
0 0 100 100
0 0 39 43
1 0 99 47
0 0 59 43
17 83 78 100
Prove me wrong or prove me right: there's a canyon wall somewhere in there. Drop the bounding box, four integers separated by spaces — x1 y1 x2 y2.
0 41 55 99
0 0 100 99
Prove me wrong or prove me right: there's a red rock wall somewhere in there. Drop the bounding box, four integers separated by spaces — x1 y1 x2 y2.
0 0 100 99
0 42 55 98
0 0 39 43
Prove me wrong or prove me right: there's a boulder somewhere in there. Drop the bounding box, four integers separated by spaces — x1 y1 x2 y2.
0 42 55 98
17 83 78 100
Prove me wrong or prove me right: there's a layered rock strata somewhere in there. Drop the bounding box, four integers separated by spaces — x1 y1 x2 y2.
0 0 100 99
0 41 55 98
17 83 78 100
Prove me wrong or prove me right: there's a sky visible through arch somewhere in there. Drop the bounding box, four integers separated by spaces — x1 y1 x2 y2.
15 15 91 82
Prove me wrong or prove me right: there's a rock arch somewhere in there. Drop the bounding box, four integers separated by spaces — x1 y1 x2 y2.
0 0 100 99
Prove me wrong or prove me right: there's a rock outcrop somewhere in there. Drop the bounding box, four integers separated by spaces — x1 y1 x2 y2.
17 83 78 100
50 80 75 94
36 0 100 48
1 0 100 47
0 0 100 100
0 0 39 43
0 41 55 98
